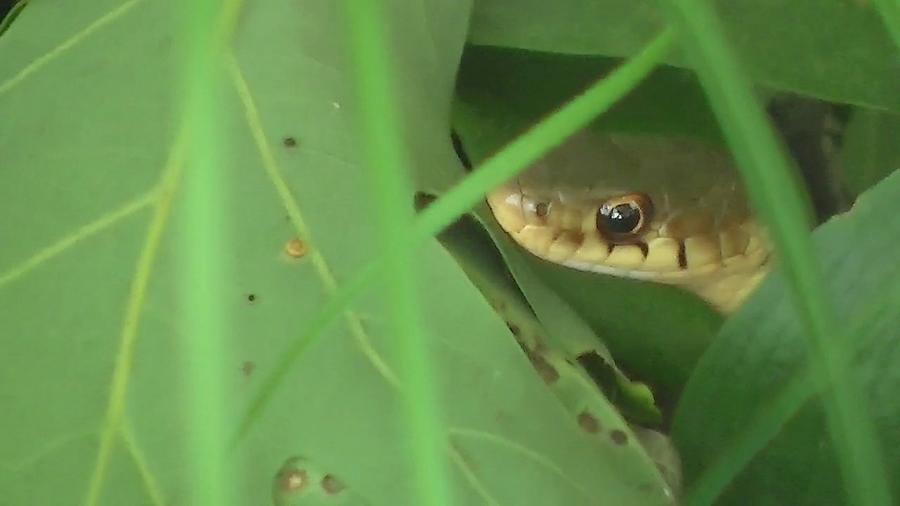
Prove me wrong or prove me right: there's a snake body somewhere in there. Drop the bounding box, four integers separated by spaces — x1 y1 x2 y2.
487 130 771 313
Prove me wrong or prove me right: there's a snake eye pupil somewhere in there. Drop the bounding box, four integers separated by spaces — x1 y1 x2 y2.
596 193 653 239
605 204 641 233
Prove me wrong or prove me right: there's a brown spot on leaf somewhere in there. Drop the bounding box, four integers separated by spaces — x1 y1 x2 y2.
577 411 600 434
525 349 559 384
277 468 307 492
321 474 345 495
610 429 628 445
282 136 297 148
241 361 255 377
285 238 308 258
246 293 257 303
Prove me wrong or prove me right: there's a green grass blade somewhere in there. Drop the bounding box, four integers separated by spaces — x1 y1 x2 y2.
685 366 816 506
232 27 675 447
871 0 900 52
656 1 891 505
345 2 452 505
229 263 380 446
685 280 900 506
177 1 243 504
179 4 229 504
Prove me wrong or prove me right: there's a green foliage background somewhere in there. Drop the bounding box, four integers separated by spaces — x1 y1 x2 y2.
0 1 898 505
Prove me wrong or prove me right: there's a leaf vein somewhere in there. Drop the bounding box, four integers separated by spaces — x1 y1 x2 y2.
0 190 156 289
0 0 143 96
448 427 593 502
121 420 166 506
447 443 502 506
84 128 188 506
225 53 400 387
0 428 97 472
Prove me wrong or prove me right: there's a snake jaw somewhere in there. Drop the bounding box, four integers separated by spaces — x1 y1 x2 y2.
488 186 771 313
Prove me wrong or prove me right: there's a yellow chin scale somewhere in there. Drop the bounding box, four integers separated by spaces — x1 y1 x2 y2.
487 186 770 313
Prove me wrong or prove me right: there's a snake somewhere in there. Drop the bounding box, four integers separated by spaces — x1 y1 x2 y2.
486 130 771 313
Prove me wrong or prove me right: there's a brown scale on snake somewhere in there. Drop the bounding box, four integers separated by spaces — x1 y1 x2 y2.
487 130 771 313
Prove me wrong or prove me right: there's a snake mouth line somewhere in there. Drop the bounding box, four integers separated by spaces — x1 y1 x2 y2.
509 221 769 282
560 230 769 281
487 188 770 283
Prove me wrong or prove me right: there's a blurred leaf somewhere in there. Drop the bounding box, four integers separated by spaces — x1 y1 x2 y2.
0 0 672 504
468 0 900 112
455 46 725 147
841 108 900 197
672 170 900 505
765 97 851 223
468 0 665 61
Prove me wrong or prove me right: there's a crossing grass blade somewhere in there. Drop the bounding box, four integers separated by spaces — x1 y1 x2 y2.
177 0 243 503
656 1 892 504
345 2 452 505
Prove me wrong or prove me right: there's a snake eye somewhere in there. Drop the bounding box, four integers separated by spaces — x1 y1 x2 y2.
596 193 653 239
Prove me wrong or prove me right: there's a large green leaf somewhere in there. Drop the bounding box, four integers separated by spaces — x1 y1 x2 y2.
467 0 900 112
454 46 725 146
0 1 671 504
672 170 900 505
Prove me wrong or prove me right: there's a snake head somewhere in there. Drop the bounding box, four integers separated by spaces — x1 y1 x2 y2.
487 131 771 313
